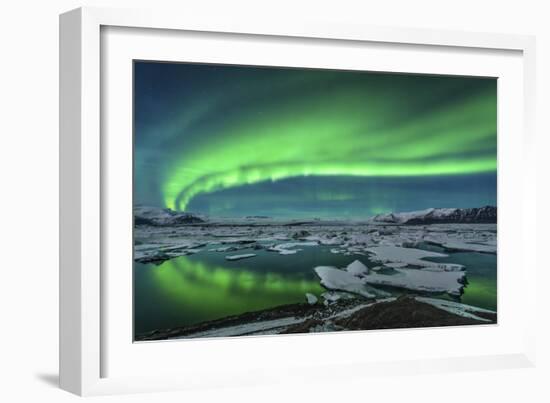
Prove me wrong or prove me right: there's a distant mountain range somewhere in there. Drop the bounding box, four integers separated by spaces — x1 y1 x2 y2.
134 205 497 226
370 206 496 225
134 206 204 226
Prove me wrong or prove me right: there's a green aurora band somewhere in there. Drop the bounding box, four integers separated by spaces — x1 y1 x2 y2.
134 64 497 212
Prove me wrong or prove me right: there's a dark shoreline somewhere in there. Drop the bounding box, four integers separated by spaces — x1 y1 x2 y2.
136 295 496 341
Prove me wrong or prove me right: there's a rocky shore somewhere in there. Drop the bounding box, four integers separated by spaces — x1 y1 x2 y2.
136 295 496 341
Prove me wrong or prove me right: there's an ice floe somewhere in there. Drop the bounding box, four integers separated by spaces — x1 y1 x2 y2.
305 293 318 305
367 246 464 272
364 268 466 296
209 246 239 252
225 253 257 261
425 236 497 254
321 291 357 306
316 256 466 297
345 260 369 276
383 262 409 269
268 241 318 255
314 266 390 298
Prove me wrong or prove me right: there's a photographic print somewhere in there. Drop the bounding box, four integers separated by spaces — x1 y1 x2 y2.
133 62 497 341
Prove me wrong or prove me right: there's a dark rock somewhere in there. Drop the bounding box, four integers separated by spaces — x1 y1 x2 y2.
334 295 495 330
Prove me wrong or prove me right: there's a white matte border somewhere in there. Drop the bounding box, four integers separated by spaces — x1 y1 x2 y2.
59 7 537 396
103 26 524 376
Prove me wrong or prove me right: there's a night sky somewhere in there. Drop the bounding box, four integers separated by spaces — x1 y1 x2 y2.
134 61 497 218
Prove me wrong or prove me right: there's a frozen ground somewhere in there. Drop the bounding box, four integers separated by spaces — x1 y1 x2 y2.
135 215 494 297
134 213 496 265
139 294 495 340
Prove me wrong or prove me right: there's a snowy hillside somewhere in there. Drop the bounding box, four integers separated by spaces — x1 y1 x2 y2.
134 206 205 226
371 206 496 225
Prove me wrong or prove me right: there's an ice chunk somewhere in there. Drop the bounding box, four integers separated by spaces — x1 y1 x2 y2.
345 260 369 276
321 291 357 306
367 246 464 271
364 268 466 296
225 253 257 261
424 230 497 254
321 292 341 304
268 241 317 255
209 246 238 252
438 239 496 254
314 266 389 298
305 293 318 305
371 266 383 271
383 262 408 269
274 249 299 255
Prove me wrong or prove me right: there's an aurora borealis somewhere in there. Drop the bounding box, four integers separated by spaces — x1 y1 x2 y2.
134 62 497 218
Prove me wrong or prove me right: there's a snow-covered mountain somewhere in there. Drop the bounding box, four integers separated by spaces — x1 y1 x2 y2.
370 206 496 225
134 206 205 226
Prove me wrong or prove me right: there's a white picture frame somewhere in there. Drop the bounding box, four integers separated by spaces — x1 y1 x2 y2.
59 6 537 396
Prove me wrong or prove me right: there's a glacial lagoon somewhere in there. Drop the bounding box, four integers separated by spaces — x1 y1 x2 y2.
134 242 496 336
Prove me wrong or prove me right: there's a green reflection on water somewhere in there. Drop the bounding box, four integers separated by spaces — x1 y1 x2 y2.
134 246 497 335
426 251 497 311
461 277 497 310
134 254 323 334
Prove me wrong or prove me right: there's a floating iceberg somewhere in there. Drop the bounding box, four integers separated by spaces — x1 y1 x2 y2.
383 262 408 269
305 293 318 305
321 291 357 306
268 241 318 255
314 266 389 298
317 256 466 297
425 237 497 254
364 268 466 296
367 246 464 272
345 260 369 276
225 253 257 261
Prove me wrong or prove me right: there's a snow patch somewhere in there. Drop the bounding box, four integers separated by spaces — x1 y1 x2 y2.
416 297 495 322
175 316 304 338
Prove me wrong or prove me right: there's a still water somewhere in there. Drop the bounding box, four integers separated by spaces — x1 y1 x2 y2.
134 245 496 335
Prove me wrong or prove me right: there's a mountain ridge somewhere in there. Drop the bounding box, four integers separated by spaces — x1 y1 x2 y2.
134 205 205 226
370 206 497 225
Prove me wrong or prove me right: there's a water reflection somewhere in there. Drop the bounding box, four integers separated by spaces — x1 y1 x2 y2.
135 254 323 333
134 248 497 334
